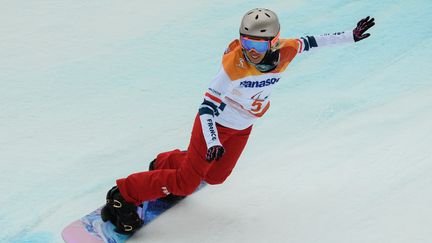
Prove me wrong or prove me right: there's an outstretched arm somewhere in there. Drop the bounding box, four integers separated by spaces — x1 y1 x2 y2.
295 16 375 53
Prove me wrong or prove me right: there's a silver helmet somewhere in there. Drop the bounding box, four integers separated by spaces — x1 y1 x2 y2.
239 8 280 38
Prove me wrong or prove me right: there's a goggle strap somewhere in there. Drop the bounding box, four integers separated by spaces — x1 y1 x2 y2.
270 32 280 46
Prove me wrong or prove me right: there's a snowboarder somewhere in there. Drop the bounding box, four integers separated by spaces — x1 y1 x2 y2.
101 8 375 234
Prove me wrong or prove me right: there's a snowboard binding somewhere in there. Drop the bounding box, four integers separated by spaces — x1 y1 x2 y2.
101 186 143 235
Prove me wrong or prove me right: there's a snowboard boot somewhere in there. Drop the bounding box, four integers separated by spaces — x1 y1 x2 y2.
148 158 186 203
101 186 143 235
148 159 156 171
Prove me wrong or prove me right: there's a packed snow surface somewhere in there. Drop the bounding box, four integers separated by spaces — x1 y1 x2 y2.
1 0 431 242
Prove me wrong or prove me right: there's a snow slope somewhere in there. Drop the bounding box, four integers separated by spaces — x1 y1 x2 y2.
1 0 431 242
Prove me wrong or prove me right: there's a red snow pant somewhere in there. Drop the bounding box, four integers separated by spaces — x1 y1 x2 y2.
116 114 252 205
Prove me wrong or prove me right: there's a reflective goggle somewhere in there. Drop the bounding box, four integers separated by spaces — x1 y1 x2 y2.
240 32 280 53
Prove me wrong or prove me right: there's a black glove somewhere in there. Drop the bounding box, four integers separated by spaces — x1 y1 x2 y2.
353 16 375 42
101 186 143 235
206 145 225 162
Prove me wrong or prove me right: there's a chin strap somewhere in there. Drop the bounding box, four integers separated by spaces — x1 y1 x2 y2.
242 48 280 73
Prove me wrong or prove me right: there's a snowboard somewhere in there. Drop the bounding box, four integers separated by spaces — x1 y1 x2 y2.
62 182 206 243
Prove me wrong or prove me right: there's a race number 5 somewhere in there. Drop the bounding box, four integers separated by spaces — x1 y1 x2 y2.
251 99 263 112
